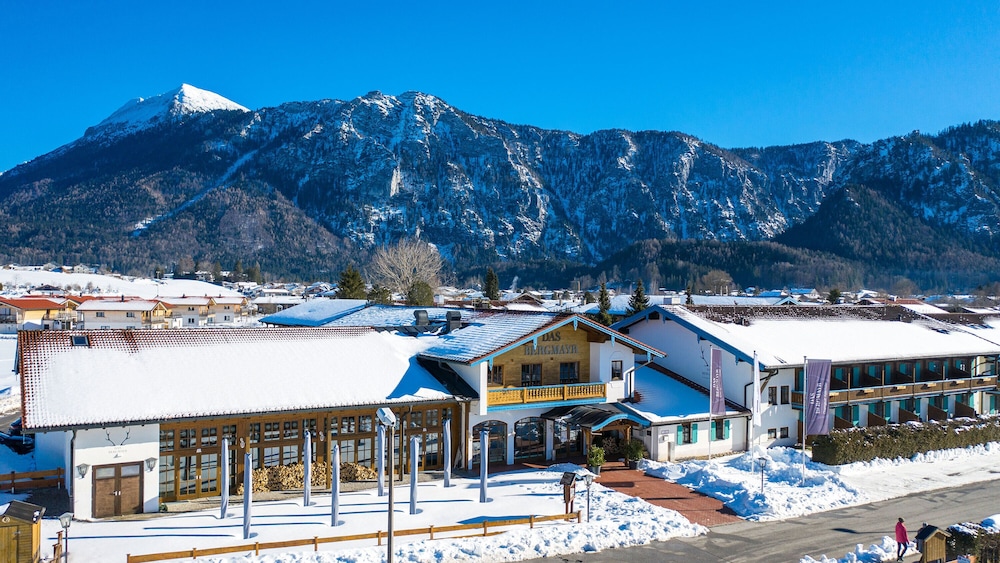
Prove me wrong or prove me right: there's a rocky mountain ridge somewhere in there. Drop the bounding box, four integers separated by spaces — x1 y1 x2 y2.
2 86 999 288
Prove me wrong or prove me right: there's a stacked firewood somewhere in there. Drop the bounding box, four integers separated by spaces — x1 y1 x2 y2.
236 461 381 493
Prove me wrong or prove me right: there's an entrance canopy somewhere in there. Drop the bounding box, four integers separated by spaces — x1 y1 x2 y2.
541 404 649 431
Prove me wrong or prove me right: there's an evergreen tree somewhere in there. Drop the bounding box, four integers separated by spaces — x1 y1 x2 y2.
596 282 613 326
367 284 392 304
827 288 842 304
337 265 367 299
686 283 694 305
406 280 435 306
484 267 500 301
626 279 650 316
232 259 244 282
583 291 595 304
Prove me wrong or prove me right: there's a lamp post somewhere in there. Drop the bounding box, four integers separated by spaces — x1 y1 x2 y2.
58 512 73 562
376 408 397 563
582 473 594 522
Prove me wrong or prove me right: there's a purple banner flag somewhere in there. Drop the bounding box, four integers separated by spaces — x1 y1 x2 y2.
710 348 725 416
751 352 762 428
804 359 832 436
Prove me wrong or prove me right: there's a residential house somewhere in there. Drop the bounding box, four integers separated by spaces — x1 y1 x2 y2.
206 296 250 325
158 297 213 327
75 299 169 329
614 305 1000 457
0 297 75 332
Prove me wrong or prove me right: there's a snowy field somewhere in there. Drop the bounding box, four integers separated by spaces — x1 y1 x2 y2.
0 268 241 299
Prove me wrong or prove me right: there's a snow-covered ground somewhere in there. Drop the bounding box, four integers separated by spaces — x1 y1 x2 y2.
0 268 241 299
1 440 998 562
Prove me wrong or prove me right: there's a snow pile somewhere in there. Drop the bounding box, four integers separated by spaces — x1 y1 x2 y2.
800 537 915 563
644 447 867 521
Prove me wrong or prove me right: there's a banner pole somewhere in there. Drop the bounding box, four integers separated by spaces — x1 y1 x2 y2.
802 357 807 483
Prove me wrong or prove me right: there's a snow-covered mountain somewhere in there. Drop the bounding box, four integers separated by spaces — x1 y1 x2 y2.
1 85 999 283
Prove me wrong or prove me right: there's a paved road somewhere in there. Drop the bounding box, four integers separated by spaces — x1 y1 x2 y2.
534 477 1000 562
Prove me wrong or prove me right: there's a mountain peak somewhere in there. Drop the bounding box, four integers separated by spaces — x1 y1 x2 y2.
88 84 249 137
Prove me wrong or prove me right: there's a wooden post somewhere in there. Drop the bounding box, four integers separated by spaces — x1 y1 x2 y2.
313 536 319 551
377 530 383 546
529 515 535 529
429 525 434 540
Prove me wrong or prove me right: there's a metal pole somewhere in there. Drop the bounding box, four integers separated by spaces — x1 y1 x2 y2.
331 444 341 526
387 424 395 563
409 435 420 515
243 452 252 540
63 527 68 563
304 431 312 507
586 482 592 522
220 437 229 519
802 357 808 484
377 423 385 496
443 417 452 488
479 429 489 503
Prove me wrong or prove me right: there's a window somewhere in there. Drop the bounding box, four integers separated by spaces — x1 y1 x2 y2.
71 335 89 346
340 416 356 434
559 362 579 384
159 429 175 451
767 428 777 439
187 317 195 324
409 411 423 429
359 415 373 433
179 428 196 449
283 420 298 439
426 409 439 427
126 311 135 318
711 419 730 441
521 364 542 387
611 360 623 381
201 427 218 447
488 365 504 386
677 422 698 445
780 386 790 405
779 427 789 439
768 387 777 405
264 422 280 441
96 311 105 318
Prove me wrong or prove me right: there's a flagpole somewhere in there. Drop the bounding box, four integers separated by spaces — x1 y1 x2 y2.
802 356 807 483
708 346 713 461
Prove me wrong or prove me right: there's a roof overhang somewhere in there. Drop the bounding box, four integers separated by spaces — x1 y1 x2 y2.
541 403 650 430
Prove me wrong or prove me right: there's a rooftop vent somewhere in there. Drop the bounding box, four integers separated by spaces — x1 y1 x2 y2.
445 310 462 333
414 309 429 329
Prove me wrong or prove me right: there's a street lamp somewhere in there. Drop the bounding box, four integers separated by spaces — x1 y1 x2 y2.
376 408 398 563
58 512 73 562
582 474 594 522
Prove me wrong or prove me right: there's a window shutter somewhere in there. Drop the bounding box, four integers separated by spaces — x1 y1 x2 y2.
710 420 716 441
723 419 730 439
677 425 684 444
691 423 698 443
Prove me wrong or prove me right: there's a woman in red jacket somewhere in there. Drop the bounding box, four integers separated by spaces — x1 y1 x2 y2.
895 517 909 561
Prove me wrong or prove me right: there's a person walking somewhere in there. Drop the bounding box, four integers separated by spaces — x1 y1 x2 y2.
895 517 909 561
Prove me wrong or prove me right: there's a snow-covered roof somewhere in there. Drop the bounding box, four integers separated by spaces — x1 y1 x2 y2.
157 296 212 306
616 365 742 423
323 305 482 328
624 305 1000 368
19 328 453 430
261 298 368 327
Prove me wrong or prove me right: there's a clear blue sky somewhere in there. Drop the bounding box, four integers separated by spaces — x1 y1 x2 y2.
2 2 999 172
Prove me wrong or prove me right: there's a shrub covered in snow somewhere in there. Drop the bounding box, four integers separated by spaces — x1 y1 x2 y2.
812 415 1000 464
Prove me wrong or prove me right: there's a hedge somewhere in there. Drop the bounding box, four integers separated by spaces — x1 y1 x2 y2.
811 415 1000 465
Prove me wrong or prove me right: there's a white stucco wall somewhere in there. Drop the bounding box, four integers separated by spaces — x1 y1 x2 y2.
71 424 160 520
450 362 487 416
643 417 746 461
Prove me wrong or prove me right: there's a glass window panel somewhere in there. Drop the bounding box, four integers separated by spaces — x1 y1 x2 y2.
200 454 218 493
201 427 218 447
426 409 439 427
283 421 299 439
121 464 141 477
410 411 423 429
179 429 197 449
339 440 356 463
329 417 338 437
359 415 373 433
159 455 175 497
341 417 356 434
357 438 372 467
264 422 280 441
263 447 280 467
249 423 261 443
160 429 175 451
282 445 299 465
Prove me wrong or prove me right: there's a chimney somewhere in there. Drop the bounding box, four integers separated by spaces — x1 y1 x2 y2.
413 310 429 329
445 310 462 333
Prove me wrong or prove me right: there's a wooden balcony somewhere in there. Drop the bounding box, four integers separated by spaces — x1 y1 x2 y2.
794 375 998 408
488 382 606 407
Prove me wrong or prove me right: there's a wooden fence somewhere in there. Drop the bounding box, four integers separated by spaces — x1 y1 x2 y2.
1 467 63 493
126 511 581 563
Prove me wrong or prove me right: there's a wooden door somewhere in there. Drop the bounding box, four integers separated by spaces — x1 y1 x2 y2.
119 464 143 514
0 526 18 563
93 466 118 518
92 463 144 517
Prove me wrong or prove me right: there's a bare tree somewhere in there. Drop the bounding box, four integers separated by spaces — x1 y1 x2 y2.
369 239 443 293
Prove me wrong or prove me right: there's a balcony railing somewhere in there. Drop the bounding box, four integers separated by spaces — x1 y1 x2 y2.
792 375 998 407
488 382 606 406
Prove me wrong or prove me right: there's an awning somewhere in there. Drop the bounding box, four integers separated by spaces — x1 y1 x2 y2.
541 404 649 431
